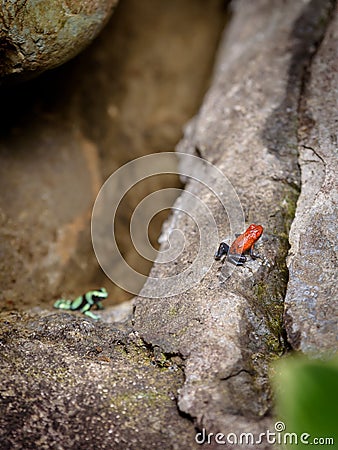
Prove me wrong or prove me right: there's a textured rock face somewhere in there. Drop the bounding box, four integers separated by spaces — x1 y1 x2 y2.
284 8 338 356
0 0 226 310
0 311 199 450
134 0 336 441
0 0 118 83
0 123 102 309
0 0 336 449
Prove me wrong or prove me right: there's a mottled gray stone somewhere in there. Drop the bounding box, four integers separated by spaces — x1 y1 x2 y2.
0 311 199 450
0 0 118 83
0 0 226 310
134 0 334 444
284 8 338 356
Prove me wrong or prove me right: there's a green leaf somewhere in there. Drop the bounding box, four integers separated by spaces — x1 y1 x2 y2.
272 355 338 449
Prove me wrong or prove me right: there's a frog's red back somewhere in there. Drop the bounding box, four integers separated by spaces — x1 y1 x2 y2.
229 224 263 254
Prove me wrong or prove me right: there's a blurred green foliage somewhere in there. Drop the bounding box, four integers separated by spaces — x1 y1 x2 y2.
272 355 338 449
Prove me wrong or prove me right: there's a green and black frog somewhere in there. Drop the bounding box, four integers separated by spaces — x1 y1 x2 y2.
53 288 108 320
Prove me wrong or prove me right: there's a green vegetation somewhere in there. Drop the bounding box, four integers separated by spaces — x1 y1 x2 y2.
272 355 338 449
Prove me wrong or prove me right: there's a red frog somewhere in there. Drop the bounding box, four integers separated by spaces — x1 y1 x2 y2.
214 224 264 266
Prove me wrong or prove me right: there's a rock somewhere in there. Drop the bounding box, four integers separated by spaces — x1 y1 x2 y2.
0 0 336 448
134 0 335 442
284 5 338 356
0 0 226 310
0 0 118 83
0 124 103 310
0 311 199 450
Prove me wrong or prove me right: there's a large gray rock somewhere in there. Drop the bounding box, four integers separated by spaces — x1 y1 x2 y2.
0 311 199 450
134 0 335 443
284 7 338 356
0 0 226 310
0 0 118 83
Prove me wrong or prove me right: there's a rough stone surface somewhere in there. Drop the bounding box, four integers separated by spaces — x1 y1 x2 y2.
0 0 118 83
0 311 199 450
0 0 226 310
284 6 338 356
134 0 335 443
0 122 103 309
0 1 336 449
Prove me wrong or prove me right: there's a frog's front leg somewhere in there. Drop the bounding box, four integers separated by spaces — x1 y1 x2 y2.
249 243 261 260
83 310 100 320
214 242 230 260
80 303 100 320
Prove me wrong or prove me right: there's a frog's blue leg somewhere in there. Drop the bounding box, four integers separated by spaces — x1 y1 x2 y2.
249 244 260 260
227 253 247 266
215 242 247 266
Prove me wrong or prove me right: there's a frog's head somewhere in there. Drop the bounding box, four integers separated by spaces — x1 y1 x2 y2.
91 287 108 303
248 224 264 240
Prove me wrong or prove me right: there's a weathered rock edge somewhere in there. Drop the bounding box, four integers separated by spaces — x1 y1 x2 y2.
134 0 335 443
284 3 338 356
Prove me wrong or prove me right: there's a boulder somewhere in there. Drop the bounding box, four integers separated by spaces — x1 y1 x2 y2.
134 0 336 441
0 0 118 83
